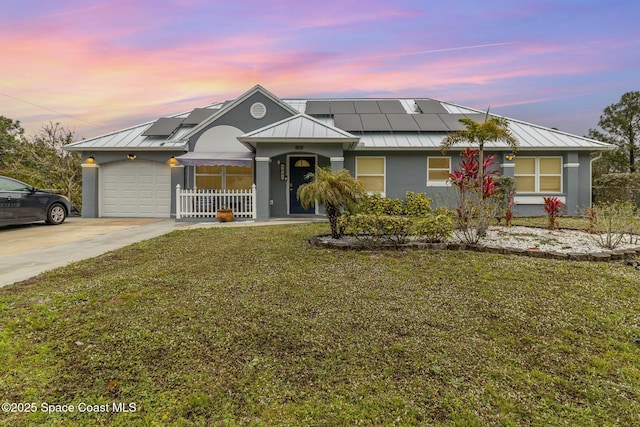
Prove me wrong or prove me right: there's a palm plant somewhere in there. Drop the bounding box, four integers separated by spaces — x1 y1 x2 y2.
441 110 518 243
440 110 518 187
297 166 365 238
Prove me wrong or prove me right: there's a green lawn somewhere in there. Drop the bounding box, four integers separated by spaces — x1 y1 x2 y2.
1 223 639 426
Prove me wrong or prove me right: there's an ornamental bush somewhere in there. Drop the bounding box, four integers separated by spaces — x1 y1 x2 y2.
543 196 565 230
357 193 404 216
356 191 433 217
404 191 432 217
412 214 454 243
340 213 412 247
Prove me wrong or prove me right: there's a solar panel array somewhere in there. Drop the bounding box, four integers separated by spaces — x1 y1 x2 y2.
306 99 481 132
141 117 185 136
183 108 216 125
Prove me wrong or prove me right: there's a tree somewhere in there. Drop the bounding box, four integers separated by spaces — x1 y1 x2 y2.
297 166 365 238
0 116 26 163
440 110 518 188
440 111 518 243
31 122 82 204
589 91 640 173
0 119 82 208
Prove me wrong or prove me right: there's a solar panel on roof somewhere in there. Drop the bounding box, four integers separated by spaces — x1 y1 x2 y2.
183 108 215 125
464 113 488 123
330 101 356 114
414 114 449 131
360 114 392 131
377 100 406 113
415 99 448 114
354 100 381 114
333 114 363 131
387 114 420 131
141 117 184 136
305 100 331 115
438 114 468 131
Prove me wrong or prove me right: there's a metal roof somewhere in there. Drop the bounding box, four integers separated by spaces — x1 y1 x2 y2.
65 92 612 152
239 114 358 142
285 99 611 151
65 104 222 151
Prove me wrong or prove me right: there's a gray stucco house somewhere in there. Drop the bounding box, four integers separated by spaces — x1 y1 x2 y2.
65 85 612 219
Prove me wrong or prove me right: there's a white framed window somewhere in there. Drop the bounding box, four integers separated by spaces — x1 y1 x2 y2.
356 156 385 195
427 156 451 186
195 165 253 190
514 157 562 193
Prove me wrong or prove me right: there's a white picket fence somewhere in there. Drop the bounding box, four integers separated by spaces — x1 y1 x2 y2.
175 184 256 219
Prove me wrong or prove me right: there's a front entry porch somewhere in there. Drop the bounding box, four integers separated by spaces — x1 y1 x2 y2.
175 184 257 220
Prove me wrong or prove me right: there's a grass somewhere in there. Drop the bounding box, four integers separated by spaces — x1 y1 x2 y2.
509 216 589 230
1 223 639 426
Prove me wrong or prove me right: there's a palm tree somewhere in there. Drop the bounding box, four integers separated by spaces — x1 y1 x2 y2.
297 166 365 238
440 110 518 189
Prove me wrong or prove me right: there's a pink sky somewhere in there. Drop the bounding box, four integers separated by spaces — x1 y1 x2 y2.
2 0 639 139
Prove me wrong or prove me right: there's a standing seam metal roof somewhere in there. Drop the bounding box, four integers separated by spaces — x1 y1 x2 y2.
65 96 612 152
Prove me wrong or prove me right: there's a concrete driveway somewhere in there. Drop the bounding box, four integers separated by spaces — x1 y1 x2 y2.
0 218 180 287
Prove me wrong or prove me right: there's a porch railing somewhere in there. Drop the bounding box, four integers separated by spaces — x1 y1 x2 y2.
175 184 257 220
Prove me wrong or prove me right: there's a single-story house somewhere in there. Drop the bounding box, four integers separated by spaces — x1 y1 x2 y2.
64 84 613 219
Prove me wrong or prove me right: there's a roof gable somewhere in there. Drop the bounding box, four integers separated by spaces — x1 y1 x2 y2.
180 85 299 141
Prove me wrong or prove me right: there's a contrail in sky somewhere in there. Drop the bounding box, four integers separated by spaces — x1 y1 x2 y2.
333 41 518 63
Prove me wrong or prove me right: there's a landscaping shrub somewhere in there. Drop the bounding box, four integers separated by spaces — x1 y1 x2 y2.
589 201 639 249
340 213 412 247
494 175 516 226
356 193 404 215
593 173 640 205
448 148 501 243
356 191 433 217
543 196 565 230
412 214 454 243
403 191 432 217
340 192 452 247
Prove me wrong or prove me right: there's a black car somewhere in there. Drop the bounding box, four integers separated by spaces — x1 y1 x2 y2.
0 176 71 226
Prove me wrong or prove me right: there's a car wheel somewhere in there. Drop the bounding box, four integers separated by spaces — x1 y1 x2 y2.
46 203 67 225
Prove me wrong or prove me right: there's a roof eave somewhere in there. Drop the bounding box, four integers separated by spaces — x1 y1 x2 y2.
64 145 188 152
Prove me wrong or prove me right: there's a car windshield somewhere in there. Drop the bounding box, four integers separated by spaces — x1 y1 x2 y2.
0 177 31 192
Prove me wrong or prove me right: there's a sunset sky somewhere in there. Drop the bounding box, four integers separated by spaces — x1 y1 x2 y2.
2 0 639 140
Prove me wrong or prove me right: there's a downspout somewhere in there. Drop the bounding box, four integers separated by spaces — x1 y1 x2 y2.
590 152 603 207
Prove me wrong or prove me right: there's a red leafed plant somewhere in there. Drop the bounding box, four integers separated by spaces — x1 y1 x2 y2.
543 196 564 230
447 148 499 199
447 148 502 242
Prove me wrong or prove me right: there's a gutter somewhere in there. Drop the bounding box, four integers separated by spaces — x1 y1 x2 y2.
589 152 604 207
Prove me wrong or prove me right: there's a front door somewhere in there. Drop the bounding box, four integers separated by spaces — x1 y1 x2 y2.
289 156 316 214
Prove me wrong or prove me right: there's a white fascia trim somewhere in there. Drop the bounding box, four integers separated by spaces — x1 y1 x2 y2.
255 157 271 162
81 163 100 168
564 163 580 168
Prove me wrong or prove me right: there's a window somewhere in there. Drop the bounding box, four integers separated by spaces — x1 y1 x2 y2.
427 157 451 186
514 157 562 193
0 177 30 192
195 165 253 190
356 157 385 194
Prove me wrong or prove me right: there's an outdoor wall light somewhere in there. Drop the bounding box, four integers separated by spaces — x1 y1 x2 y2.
86 156 95 163
505 152 516 161
168 156 177 165
127 154 137 160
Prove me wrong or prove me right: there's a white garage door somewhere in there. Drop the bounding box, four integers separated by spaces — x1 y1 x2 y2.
101 161 171 217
